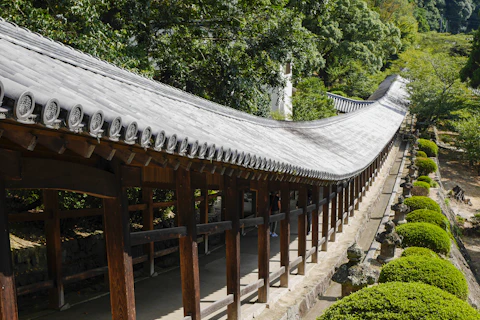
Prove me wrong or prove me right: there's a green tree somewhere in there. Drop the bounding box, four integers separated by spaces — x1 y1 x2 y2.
461 26 480 88
315 0 402 97
454 114 480 173
292 77 336 121
402 49 471 123
446 0 475 33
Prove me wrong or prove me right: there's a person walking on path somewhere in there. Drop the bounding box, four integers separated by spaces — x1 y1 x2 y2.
270 191 281 237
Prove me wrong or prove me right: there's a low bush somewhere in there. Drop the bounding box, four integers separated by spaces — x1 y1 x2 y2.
401 246 439 258
319 282 479 319
413 181 430 193
417 175 438 187
406 209 449 231
379 256 468 300
418 139 439 157
416 150 428 158
396 222 451 255
415 157 438 176
404 196 441 213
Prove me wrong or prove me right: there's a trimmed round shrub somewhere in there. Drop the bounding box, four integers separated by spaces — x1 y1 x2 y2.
379 256 468 300
412 186 429 197
319 282 479 320
416 150 428 158
418 139 439 157
417 175 438 187
404 196 441 213
401 246 439 258
415 157 438 175
396 222 451 255
413 181 430 193
411 186 428 196
406 209 449 230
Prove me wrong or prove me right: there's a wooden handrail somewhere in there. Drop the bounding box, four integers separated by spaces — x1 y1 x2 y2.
200 294 234 318
240 217 264 228
289 256 303 271
240 279 264 297
196 221 232 235
269 266 286 283
290 208 303 217
269 212 285 223
130 226 187 246
63 266 108 284
16 280 54 296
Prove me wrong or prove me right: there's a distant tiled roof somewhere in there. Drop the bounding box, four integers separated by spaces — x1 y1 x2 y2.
0 18 409 182
327 93 374 113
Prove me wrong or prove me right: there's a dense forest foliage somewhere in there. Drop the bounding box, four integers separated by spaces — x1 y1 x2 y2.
0 0 479 124
0 0 425 118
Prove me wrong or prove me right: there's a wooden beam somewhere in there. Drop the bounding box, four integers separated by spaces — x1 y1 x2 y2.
44 190 65 310
200 187 209 255
224 175 241 320
0 178 18 320
130 227 187 246
297 186 307 275
256 179 269 303
37 135 66 154
0 149 21 180
311 186 320 264
349 178 355 217
322 186 329 251
280 182 290 287
93 143 117 161
65 139 95 158
142 188 155 276
354 175 360 210
103 169 136 319
2 130 37 151
337 185 344 233
176 168 201 320
330 185 337 242
343 181 349 226
6 158 116 198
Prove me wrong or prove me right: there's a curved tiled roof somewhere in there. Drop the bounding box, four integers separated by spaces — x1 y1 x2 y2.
327 93 374 113
0 18 409 182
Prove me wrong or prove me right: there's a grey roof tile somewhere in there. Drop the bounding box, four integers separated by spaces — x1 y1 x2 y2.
0 18 409 182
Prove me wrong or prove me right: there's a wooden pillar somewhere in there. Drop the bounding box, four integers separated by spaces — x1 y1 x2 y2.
44 190 65 309
297 186 307 275
354 175 360 210
343 182 349 225
329 185 337 242
311 186 320 263
142 188 155 276
321 186 329 251
361 170 366 197
337 185 344 233
176 168 201 319
224 176 241 319
103 174 136 319
349 178 355 217
0 178 18 320
257 180 270 303
280 183 290 287
200 188 210 254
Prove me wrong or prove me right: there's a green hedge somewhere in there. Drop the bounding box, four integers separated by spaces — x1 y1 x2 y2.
413 181 430 193
396 222 451 255
401 247 439 258
406 209 449 231
417 175 437 187
416 150 428 158
416 157 438 176
319 282 479 319
379 256 468 300
418 139 439 157
404 196 441 213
